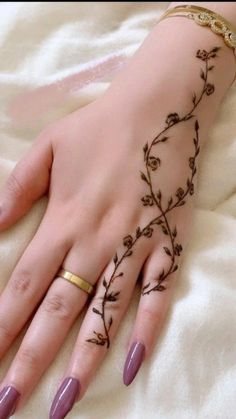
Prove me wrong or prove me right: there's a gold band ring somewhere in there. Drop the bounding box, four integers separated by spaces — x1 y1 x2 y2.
57 268 94 296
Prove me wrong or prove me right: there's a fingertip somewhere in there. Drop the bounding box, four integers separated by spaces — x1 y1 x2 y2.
123 341 145 386
49 377 81 419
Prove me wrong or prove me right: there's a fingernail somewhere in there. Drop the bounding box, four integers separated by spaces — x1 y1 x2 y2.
0 386 20 418
50 377 81 419
123 341 145 386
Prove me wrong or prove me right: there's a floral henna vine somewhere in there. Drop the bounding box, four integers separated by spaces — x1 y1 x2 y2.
86 46 219 348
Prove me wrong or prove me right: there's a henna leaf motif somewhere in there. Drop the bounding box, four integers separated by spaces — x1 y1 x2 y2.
106 291 120 302
136 226 142 238
177 200 186 207
140 171 149 184
168 197 173 208
143 143 148 160
161 225 168 235
86 338 99 344
142 283 150 292
172 226 177 238
200 68 206 80
211 46 220 52
174 244 183 256
189 183 194 195
153 136 168 145
153 219 163 225
125 250 133 256
92 307 102 316
159 269 165 280
156 190 162 201
157 285 166 291
164 247 172 256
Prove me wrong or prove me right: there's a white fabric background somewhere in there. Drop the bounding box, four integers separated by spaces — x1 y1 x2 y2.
0 2 236 418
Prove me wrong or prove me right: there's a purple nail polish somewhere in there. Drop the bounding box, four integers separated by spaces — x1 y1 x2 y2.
50 377 81 419
123 341 145 386
0 386 20 418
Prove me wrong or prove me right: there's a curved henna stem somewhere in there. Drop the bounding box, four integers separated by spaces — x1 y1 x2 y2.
87 47 218 347
141 48 216 295
142 119 200 295
144 46 217 161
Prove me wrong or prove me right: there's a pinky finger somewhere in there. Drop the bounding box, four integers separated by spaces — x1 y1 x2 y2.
123 248 179 386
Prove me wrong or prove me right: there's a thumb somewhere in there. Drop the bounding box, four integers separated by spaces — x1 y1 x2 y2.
0 135 53 230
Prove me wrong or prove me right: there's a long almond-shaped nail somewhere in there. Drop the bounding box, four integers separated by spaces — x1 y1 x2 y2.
123 341 145 386
0 386 20 418
50 377 81 419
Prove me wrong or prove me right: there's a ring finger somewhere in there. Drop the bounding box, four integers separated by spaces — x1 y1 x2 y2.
49 238 150 418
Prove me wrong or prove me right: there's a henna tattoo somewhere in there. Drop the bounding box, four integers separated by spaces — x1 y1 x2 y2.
86 47 219 348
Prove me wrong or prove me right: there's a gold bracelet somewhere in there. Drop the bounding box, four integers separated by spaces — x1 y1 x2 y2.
159 4 236 51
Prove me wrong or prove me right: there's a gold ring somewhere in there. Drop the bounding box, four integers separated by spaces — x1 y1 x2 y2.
57 268 94 296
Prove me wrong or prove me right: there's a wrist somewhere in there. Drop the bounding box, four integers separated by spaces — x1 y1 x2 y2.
101 16 235 141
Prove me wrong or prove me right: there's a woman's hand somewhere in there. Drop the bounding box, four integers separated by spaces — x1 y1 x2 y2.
0 14 234 419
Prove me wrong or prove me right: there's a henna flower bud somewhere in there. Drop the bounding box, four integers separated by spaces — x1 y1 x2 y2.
174 243 183 256
143 226 153 238
123 235 133 248
189 183 194 195
189 157 195 169
205 83 215 95
196 49 208 60
166 113 179 126
147 156 161 171
176 187 185 199
141 195 153 206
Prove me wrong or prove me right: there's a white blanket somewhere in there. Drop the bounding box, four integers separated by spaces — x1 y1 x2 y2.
0 2 236 418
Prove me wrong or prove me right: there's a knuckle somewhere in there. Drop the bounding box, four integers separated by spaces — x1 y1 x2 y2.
92 292 122 313
42 293 72 321
142 305 161 321
9 269 32 295
6 170 25 199
17 347 39 370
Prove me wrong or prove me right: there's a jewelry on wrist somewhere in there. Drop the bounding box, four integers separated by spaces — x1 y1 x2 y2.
159 5 236 50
